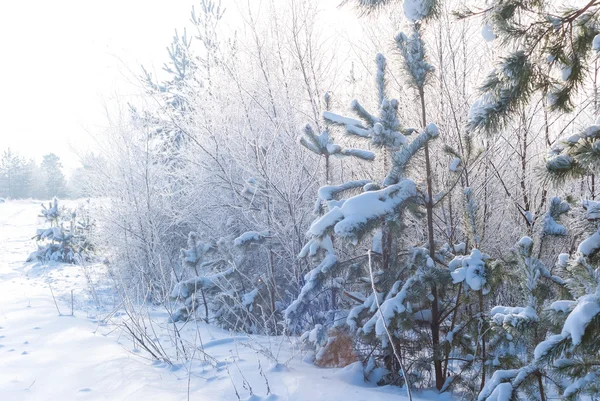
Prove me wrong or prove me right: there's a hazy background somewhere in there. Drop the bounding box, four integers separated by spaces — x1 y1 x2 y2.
0 0 366 177
0 0 200 175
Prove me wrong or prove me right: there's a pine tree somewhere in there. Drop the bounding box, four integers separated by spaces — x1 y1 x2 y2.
461 0 600 133
0 149 32 199
137 27 194 154
287 52 418 337
26 198 94 264
452 2 600 398
136 0 224 158
171 230 270 332
479 238 549 401
531 220 600 400
40 153 67 199
171 232 234 323
291 91 378 331
286 7 467 389
544 117 600 184
479 198 569 401
299 92 375 185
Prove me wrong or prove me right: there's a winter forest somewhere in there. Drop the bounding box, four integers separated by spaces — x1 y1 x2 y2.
3 0 600 400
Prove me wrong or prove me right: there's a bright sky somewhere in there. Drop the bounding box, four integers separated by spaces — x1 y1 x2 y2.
0 0 360 176
0 1 199 175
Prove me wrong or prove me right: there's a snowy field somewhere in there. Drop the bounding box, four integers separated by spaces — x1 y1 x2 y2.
0 200 448 401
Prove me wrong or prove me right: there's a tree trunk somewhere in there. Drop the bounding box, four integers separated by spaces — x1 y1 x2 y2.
479 291 486 392
325 154 330 185
537 373 546 401
419 87 444 391
200 288 209 324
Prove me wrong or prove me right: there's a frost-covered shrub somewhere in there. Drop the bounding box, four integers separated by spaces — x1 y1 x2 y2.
26 198 96 264
170 232 235 323
170 231 276 333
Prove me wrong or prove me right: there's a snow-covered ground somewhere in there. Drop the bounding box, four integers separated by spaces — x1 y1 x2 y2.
0 200 447 401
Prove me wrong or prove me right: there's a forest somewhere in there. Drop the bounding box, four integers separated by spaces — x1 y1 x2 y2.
3 0 600 400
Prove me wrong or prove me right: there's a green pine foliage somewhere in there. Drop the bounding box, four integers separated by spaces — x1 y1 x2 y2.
462 0 600 134
544 119 600 184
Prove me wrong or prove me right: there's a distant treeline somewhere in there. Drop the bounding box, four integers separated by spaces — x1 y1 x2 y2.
0 149 102 200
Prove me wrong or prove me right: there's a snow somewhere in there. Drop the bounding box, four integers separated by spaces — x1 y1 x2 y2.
468 93 494 126
450 249 488 292
448 255 463 271
534 334 565 360
425 123 439 137
372 122 407 148
582 199 600 220
491 305 524 318
557 253 569 267
542 197 569 236
478 370 518 401
372 229 383 254
454 242 466 255
345 124 371 138
299 235 335 259
234 230 269 247
449 157 461 172
307 207 344 238
534 294 600 361
308 180 417 243
561 294 600 345
490 305 538 327
361 275 421 345
485 382 513 401
481 24 496 42
285 244 339 323
564 371 600 397
384 126 437 186
334 361 366 385
308 324 325 344
519 212 531 226
317 180 371 202
593 34 600 51
241 288 259 309
577 227 600 256
585 124 600 138
403 0 434 22
549 300 576 314
340 148 376 161
171 267 234 299
326 143 342 154
347 295 372 331
546 154 574 173
0 200 432 401
322 111 363 127
561 65 572 81
518 236 533 251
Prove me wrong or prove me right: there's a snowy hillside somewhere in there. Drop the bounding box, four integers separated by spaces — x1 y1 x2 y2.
0 200 445 401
